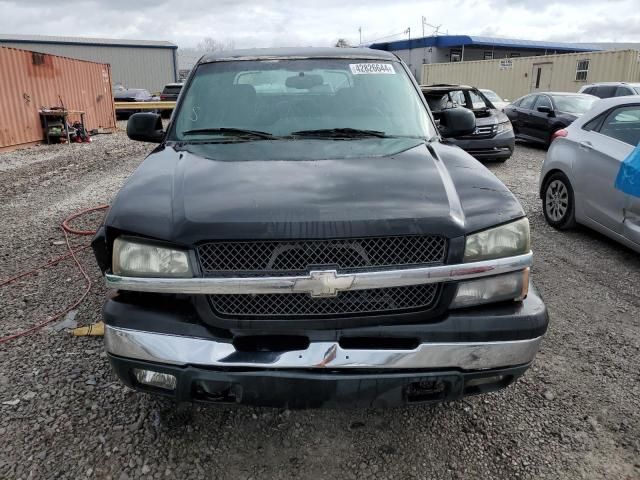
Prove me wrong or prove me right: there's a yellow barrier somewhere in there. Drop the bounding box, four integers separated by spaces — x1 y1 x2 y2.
114 101 177 111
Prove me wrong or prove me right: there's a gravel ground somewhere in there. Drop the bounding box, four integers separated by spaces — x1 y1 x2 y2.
0 131 639 480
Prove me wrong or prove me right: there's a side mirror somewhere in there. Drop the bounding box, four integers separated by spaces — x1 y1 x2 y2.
127 112 164 143
537 105 554 115
438 107 476 138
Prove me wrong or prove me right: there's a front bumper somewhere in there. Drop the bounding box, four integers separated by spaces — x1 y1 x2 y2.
450 132 516 160
103 282 547 407
109 354 531 408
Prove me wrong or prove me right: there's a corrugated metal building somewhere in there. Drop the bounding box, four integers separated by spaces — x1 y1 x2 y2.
370 35 600 81
0 46 116 151
0 34 177 93
421 49 640 101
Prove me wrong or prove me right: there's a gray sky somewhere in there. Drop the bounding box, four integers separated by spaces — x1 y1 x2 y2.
0 0 638 48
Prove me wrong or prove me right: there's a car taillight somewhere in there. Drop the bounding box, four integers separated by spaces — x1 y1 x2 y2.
552 129 568 141
160 95 167 100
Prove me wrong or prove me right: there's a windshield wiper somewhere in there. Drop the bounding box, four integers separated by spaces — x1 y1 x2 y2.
181 128 277 139
290 128 390 139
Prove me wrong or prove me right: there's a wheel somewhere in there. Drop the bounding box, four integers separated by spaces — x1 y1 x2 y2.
542 172 576 229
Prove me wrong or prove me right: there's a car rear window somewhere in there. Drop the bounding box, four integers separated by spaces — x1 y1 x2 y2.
593 86 617 98
162 86 182 94
599 106 640 145
613 86 634 97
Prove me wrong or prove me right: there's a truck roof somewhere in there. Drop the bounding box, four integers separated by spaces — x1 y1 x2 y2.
199 47 398 64
420 84 475 91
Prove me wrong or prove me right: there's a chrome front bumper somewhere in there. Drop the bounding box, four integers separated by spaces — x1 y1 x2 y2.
105 325 543 371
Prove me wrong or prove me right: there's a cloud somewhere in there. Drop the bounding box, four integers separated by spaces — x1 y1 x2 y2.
0 0 638 49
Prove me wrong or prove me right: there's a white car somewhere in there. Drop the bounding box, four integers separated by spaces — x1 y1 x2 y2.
539 96 640 253
480 89 509 110
578 82 640 99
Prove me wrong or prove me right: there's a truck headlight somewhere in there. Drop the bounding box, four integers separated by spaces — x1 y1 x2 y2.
496 121 513 134
112 238 191 277
464 218 530 262
451 269 529 309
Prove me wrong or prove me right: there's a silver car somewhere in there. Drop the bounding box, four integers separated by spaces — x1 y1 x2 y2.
539 96 640 253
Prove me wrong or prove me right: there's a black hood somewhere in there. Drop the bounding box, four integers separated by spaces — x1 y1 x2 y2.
104 139 524 246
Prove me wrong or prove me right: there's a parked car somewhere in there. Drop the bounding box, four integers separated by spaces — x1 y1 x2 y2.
578 82 640 99
160 82 183 101
504 92 598 147
421 84 515 162
480 88 509 110
114 88 156 119
540 96 640 252
159 82 183 117
93 47 547 408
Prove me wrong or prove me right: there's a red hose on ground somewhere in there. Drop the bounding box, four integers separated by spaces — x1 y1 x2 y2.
0 205 109 344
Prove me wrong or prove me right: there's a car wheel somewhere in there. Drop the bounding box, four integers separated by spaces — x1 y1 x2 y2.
542 172 576 229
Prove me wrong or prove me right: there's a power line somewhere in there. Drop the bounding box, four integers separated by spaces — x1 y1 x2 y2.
362 30 411 45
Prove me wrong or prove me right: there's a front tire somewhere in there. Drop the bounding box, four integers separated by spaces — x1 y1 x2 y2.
542 172 576 229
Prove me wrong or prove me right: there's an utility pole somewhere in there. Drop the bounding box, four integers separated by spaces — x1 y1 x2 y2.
422 16 426 64
405 27 412 76
358 27 362 46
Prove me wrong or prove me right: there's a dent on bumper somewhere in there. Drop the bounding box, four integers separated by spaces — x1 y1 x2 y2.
105 325 543 371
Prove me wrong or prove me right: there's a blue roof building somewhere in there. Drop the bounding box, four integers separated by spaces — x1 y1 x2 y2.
370 35 603 79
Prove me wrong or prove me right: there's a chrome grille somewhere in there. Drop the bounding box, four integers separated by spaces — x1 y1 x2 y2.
209 284 439 318
197 236 447 275
472 125 497 138
459 124 497 139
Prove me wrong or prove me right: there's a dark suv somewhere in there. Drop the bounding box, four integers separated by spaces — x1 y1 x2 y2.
93 48 547 408
421 84 515 162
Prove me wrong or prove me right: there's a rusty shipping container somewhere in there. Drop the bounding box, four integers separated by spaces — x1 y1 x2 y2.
0 45 116 151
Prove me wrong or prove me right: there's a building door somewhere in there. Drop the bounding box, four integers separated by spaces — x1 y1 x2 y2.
530 63 553 92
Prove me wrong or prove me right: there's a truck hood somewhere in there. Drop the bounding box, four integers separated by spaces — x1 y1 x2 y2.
104 139 524 246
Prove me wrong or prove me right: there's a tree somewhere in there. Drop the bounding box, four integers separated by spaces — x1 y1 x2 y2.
197 37 235 52
335 38 352 48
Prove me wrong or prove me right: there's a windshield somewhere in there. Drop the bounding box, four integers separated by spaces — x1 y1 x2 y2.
552 95 597 114
634 87 640 95
170 59 435 141
481 90 502 102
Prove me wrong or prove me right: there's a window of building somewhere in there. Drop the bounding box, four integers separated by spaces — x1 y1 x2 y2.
450 49 462 62
535 67 543 89
509 53 521 58
576 59 590 81
32 52 45 65
483 51 494 60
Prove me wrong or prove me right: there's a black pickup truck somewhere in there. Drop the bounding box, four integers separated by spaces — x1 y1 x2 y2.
93 48 547 408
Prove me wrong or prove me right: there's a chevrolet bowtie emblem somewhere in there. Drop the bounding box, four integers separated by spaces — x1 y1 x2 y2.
293 270 355 298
